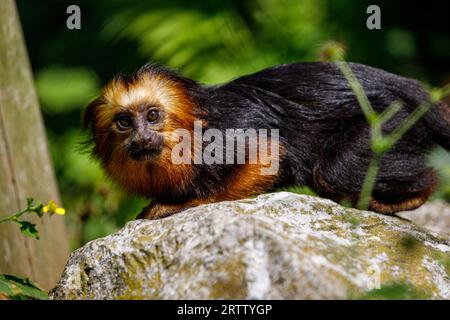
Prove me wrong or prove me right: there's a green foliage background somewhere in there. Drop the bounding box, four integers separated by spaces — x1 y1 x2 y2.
16 0 450 250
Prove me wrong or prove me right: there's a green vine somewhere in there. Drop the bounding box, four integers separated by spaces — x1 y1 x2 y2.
0 198 65 299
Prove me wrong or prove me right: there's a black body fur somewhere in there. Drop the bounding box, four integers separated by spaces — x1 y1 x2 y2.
179 62 450 210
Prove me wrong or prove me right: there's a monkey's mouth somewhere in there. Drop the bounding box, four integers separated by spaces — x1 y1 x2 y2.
129 147 161 162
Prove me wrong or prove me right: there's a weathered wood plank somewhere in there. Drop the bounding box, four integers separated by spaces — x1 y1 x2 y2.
0 108 35 280
0 0 69 290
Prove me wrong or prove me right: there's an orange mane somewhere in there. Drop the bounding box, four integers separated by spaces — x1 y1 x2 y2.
85 66 202 199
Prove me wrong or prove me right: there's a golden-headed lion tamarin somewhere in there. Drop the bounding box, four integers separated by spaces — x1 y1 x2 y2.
84 62 450 219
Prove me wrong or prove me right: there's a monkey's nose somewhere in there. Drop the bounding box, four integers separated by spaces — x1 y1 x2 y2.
130 137 153 149
129 135 161 161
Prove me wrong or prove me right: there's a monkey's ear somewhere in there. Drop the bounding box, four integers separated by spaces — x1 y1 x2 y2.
83 97 104 131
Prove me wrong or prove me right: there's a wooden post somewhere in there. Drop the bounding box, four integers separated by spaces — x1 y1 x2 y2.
0 0 69 291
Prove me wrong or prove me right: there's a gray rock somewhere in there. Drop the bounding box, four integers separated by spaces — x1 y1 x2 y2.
50 192 450 300
397 200 450 239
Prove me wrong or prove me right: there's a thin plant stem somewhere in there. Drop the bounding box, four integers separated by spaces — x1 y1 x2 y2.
0 208 29 224
336 60 432 211
356 155 381 210
336 61 377 123
378 101 402 125
385 102 431 148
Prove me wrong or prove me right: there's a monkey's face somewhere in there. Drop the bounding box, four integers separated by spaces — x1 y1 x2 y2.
111 106 165 162
84 66 200 197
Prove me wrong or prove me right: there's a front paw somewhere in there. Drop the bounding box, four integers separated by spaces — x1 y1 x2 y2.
136 202 185 220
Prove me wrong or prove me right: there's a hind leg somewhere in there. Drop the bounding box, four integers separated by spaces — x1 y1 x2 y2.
369 168 438 214
312 128 371 206
312 127 437 214
369 194 430 214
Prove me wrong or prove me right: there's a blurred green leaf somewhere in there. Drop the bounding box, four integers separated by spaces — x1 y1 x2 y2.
0 274 48 300
358 283 426 300
50 129 105 187
36 67 99 114
279 185 317 196
16 220 39 240
103 6 282 83
386 28 417 59
83 215 119 243
428 147 450 201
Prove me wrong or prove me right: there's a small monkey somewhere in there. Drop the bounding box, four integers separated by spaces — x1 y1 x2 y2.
84 62 450 219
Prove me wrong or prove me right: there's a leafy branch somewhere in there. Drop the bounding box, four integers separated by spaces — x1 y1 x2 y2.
0 198 65 240
0 274 48 300
0 198 65 299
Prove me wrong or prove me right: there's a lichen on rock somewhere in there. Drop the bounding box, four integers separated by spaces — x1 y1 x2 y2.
50 192 450 300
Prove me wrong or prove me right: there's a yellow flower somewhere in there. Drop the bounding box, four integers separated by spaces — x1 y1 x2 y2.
42 200 66 216
55 208 66 215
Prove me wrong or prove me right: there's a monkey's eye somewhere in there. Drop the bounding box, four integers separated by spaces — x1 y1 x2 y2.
147 109 160 123
115 114 132 131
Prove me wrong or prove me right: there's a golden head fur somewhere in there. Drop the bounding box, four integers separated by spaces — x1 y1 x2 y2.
84 64 202 199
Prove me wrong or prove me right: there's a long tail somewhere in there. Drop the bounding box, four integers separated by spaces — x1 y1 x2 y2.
425 101 450 150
